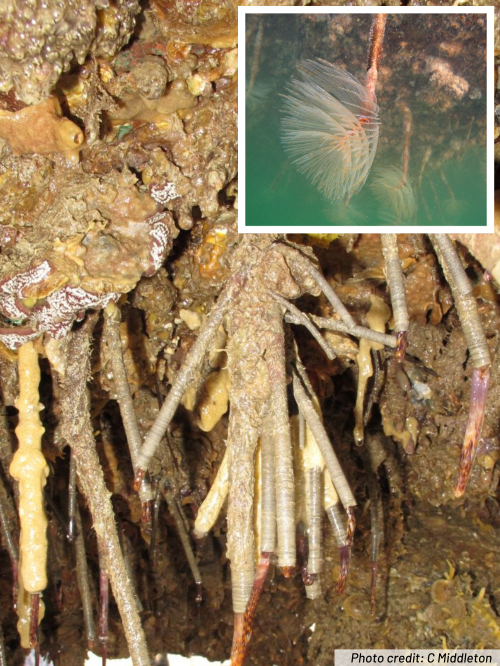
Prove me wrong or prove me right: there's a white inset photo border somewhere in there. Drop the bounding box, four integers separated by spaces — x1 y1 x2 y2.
238 6 492 234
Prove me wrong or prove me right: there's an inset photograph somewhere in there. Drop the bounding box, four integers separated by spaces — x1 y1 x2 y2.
242 9 488 231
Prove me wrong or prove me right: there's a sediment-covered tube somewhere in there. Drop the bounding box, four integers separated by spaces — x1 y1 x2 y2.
293 374 355 512
430 234 491 369
381 234 409 336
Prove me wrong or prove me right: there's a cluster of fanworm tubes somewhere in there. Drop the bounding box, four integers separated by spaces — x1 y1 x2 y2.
1 232 492 666
129 233 487 666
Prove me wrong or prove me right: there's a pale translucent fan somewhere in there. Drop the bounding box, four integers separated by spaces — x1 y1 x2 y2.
370 166 417 224
281 59 379 206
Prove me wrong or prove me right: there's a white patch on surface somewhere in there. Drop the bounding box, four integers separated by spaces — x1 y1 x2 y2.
32 287 119 338
0 328 39 350
0 260 52 296
148 218 170 272
150 181 179 205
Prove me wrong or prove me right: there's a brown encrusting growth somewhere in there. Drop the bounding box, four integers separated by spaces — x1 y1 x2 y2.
0 97 84 163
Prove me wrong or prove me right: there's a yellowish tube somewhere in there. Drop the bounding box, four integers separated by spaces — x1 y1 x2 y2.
10 341 49 595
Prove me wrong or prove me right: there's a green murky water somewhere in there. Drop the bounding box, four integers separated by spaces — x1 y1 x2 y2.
245 13 486 228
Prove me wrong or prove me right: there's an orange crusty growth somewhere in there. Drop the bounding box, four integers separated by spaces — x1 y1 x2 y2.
0 97 84 163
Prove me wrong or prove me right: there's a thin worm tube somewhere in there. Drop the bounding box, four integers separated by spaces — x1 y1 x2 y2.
293 348 316 397
136 269 249 479
400 104 412 181
418 147 432 190
175 496 191 535
0 627 6 666
364 349 381 427
104 304 154 509
324 474 350 593
98 554 109 666
0 490 18 610
302 263 356 329
246 21 264 98
267 306 296 572
0 490 18 564
271 290 335 359
439 168 456 203
307 466 322 576
61 320 151 666
162 482 202 595
427 178 445 225
430 235 492 496
260 412 276 555
74 505 96 650
118 525 143 612
283 310 335 360
325 503 348 548
363 441 384 616
67 449 77 542
298 412 306 452
293 374 356 513
381 234 409 362
149 482 162 570
311 315 397 349
430 234 491 370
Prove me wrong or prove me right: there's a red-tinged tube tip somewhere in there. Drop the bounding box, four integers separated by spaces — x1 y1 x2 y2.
302 569 318 587
133 468 145 493
230 613 245 666
141 500 152 524
336 545 350 595
453 366 491 497
395 331 408 364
